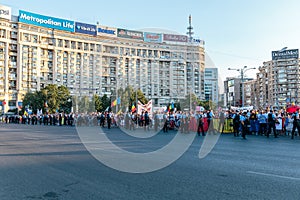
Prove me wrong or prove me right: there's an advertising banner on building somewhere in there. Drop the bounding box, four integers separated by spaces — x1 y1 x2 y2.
272 49 299 60
144 32 162 43
163 34 188 43
192 38 205 45
0 5 11 20
117 28 144 40
19 10 75 32
97 25 117 37
75 22 96 36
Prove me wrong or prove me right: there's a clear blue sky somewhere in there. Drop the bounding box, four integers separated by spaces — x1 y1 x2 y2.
3 0 300 81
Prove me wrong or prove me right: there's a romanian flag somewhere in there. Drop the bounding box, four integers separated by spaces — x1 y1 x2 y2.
111 99 117 107
131 104 136 113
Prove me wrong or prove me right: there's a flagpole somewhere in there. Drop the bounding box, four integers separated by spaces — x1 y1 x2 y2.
116 79 118 114
136 87 138 114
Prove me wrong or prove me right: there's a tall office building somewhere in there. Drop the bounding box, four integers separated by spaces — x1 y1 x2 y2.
0 5 205 113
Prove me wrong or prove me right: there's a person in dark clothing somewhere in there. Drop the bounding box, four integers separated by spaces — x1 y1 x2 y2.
267 110 278 138
49 114 53 125
27 115 31 125
240 112 248 139
291 109 300 139
59 114 62 126
196 111 205 136
144 111 150 131
107 112 111 129
233 111 240 137
207 110 214 133
100 112 105 128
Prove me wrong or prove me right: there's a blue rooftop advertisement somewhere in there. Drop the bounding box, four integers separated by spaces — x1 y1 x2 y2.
19 10 75 32
75 22 96 36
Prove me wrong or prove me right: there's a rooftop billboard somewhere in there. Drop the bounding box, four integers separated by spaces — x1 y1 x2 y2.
117 28 143 40
75 22 96 36
272 49 299 60
97 25 117 37
144 32 162 43
163 34 188 43
0 5 11 20
19 10 75 32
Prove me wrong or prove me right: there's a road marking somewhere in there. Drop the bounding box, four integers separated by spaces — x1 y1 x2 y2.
247 171 300 181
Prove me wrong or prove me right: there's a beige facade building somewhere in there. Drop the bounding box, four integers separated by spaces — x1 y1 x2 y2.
243 79 256 107
0 5 205 113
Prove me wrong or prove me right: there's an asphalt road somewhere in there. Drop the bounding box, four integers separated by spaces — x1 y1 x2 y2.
1 123 300 200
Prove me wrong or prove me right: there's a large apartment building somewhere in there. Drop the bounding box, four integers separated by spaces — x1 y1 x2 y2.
256 48 300 109
0 5 205 113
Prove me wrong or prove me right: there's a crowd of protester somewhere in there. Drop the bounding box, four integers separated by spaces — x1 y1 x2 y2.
2 107 300 139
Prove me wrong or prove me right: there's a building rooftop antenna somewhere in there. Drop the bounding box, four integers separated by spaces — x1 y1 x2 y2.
186 15 194 42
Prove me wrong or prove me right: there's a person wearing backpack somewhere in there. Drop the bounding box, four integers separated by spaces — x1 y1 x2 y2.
232 111 240 137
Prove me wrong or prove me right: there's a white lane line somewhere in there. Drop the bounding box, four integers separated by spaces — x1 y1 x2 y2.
247 171 300 181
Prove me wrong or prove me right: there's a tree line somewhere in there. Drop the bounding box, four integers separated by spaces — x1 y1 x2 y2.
18 84 216 115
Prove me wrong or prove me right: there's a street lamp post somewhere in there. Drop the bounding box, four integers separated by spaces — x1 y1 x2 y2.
228 66 256 107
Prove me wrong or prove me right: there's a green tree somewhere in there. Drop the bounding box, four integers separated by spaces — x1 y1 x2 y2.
101 94 110 112
42 84 58 113
22 91 45 114
93 94 102 112
41 84 71 113
136 89 148 105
